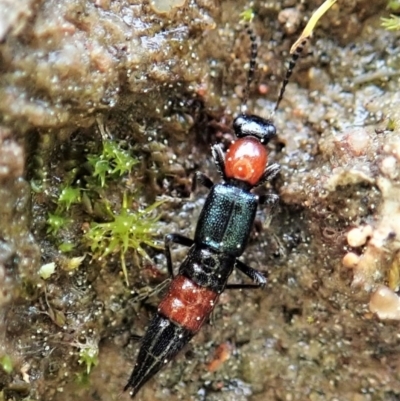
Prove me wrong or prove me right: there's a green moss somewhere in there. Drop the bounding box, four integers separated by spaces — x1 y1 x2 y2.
381 14 400 30
387 0 400 11
87 140 139 188
240 9 254 23
58 241 75 253
42 136 161 285
85 193 164 285
46 186 80 235
46 139 139 235
387 117 397 131
0 355 13 374
78 345 99 375
75 371 91 387
58 186 81 211
46 213 71 235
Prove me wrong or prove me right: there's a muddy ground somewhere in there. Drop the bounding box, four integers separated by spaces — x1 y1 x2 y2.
1 0 400 400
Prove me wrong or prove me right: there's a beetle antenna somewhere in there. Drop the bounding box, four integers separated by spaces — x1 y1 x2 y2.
273 0 337 113
274 38 307 113
241 25 258 113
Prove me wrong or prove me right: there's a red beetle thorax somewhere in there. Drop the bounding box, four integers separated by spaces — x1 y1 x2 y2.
224 137 268 186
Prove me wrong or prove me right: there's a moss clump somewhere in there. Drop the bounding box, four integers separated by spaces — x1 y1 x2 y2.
0 355 13 374
381 14 400 30
87 140 139 188
386 117 397 131
41 135 164 286
382 0 400 32
387 0 400 11
85 192 164 285
45 139 140 238
46 213 71 235
58 186 81 211
78 344 99 375
240 9 254 23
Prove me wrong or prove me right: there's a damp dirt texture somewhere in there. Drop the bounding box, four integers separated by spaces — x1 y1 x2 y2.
1 0 400 400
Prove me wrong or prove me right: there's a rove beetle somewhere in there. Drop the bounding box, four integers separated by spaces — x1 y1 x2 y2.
124 1 337 397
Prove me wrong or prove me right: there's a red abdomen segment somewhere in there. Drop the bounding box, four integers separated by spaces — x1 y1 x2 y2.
225 136 267 185
158 275 219 333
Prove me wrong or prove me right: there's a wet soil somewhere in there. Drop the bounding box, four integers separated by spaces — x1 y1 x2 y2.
1 0 400 400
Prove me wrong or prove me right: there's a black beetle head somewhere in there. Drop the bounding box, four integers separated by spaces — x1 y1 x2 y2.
233 114 277 144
